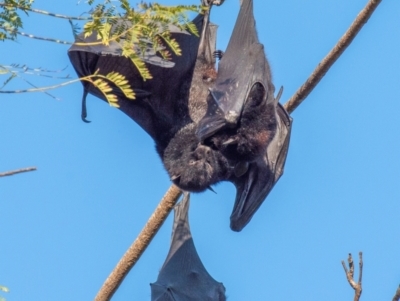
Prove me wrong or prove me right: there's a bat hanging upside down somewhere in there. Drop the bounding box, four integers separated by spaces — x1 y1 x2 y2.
151 193 226 300
68 0 292 231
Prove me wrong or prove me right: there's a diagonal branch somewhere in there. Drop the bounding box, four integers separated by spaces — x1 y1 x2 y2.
0 167 37 177
393 285 400 301
283 0 382 114
94 0 383 300
94 185 182 301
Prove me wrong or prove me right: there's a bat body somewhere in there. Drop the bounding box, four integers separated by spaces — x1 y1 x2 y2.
68 14 204 142
196 0 293 231
68 0 292 231
69 1 231 193
197 0 277 162
151 193 226 300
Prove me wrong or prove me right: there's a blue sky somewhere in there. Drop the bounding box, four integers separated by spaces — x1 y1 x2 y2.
1 0 400 300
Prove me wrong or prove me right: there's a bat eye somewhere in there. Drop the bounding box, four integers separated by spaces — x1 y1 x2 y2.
203 137 219 151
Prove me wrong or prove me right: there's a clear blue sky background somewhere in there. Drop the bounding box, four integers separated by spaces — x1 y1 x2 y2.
1 0 400 300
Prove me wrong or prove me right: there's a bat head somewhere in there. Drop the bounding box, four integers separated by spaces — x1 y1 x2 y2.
163 123 232 192
151 193 226 300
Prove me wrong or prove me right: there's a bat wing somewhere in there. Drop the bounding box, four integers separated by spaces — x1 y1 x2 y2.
68 16 203 140
196 0 273 140
230 104 293 231
151 193 226 300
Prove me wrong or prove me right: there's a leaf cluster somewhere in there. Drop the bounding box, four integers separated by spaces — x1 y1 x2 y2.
81 1 202 81
0 0 33 40
1 0 204 105
82 70 135 108
0 285 9 301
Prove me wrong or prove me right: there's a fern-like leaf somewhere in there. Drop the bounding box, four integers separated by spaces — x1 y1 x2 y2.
105 71 135 100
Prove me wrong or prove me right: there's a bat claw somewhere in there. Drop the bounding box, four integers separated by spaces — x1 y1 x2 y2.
82 116 91 123
81 89 91 123
213 50 224 60
202 0 224 7
207 186 217 194
171 174 181 181
222 138 237 146
212 0 225 6
275 86 284 103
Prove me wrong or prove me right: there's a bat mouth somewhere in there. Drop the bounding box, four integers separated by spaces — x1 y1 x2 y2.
230 164 264 232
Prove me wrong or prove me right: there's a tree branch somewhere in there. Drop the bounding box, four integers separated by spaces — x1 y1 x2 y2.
0 26 73 44
94 0 383 300
283 0 382 114
0 167 36 177
94 185 182 301
392 285 400 301
0 2 92 20
342 252 363 301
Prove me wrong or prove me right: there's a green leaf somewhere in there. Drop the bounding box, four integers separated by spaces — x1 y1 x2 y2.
0 285 9 293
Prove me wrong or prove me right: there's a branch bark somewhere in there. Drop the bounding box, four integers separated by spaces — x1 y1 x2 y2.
342 252 363 301
94 185 182 301
392 285 400 301
283 0 382 114
0 167 37 177
94 0 383 300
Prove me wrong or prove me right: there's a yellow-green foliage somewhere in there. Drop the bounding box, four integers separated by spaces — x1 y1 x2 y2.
0 0 204 104
81 1 202 82
0 285 9 301
0 0 34 40
81 70 135 107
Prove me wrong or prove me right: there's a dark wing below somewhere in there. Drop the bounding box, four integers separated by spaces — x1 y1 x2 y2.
229 103 293 231
68 16 203 140
151 193 226 301
196 0 274 140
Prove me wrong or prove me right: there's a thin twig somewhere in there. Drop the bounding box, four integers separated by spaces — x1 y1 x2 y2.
0 77 79 93
0 26 73 44
94 1 383 300
0 167 37 177
94 185 182 301
392 285 400 301
0 2 92 20
342 252 363 301
283 0 382 114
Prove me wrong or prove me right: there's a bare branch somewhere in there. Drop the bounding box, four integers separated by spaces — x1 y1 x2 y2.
0 26 73 44
283 0 382 114
94 185 182 301
392 285 400 301
0 167 37 177
358 252 363 287
342 252 363 301
0 2 92 20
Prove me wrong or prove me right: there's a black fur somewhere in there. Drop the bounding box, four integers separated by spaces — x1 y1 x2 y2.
204 83 278 162
68 0 292 231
